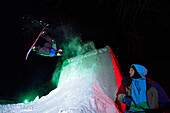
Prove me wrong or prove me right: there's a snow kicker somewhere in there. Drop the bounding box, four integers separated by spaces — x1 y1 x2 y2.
0 46 122 113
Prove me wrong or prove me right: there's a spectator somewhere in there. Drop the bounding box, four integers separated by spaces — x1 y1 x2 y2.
116 64 170 113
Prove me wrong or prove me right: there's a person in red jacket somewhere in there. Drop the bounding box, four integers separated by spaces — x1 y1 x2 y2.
116 64 170 113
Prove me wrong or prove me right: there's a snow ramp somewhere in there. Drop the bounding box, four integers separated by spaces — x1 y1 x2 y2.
0 46 123 113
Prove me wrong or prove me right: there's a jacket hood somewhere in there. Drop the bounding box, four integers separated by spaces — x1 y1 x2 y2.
131 64 147 78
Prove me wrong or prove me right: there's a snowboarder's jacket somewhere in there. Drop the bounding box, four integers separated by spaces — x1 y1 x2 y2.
116 64 170 112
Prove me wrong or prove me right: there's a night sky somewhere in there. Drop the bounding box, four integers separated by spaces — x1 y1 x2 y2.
0 0 170 103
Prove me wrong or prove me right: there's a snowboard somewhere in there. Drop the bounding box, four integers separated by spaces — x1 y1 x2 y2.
25 24 49 60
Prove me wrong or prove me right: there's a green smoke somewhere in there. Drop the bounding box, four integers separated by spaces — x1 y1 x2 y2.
51 24 96 87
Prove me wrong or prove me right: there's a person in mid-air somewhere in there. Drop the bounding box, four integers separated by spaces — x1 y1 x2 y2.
33 31 62 57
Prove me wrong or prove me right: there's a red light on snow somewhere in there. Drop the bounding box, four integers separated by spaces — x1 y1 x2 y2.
109 48 122 89
110 48 125 113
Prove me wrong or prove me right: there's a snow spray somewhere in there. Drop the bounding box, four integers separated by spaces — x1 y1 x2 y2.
51 24 96 87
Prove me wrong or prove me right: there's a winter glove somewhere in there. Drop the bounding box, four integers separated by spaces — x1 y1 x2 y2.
122 96 132 106
121 77 132 87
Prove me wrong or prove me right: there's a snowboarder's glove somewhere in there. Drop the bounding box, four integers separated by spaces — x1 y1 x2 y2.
122 96 132 106
121 77 132 87
33 46 37 51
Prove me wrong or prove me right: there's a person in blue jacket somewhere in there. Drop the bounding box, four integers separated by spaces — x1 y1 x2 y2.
116 64 170 113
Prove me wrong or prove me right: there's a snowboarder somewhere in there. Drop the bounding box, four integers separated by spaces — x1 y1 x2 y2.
33 32 62 57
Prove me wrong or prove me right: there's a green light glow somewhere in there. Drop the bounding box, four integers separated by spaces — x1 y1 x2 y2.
24 99 29 104
51 26 95 88
19 89 39 104
23 95 39 104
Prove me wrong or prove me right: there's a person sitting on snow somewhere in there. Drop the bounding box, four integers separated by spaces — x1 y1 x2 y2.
116 64 170 113
33 32 62 57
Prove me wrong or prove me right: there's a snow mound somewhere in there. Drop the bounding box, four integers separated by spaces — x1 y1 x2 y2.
0 46 120 113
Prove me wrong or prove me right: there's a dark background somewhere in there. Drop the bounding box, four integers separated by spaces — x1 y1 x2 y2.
0 0 170 103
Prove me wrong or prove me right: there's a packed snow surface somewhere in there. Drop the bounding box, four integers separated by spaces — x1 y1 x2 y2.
0 46 120 113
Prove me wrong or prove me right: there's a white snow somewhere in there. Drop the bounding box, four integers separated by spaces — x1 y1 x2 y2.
0 46 120 113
